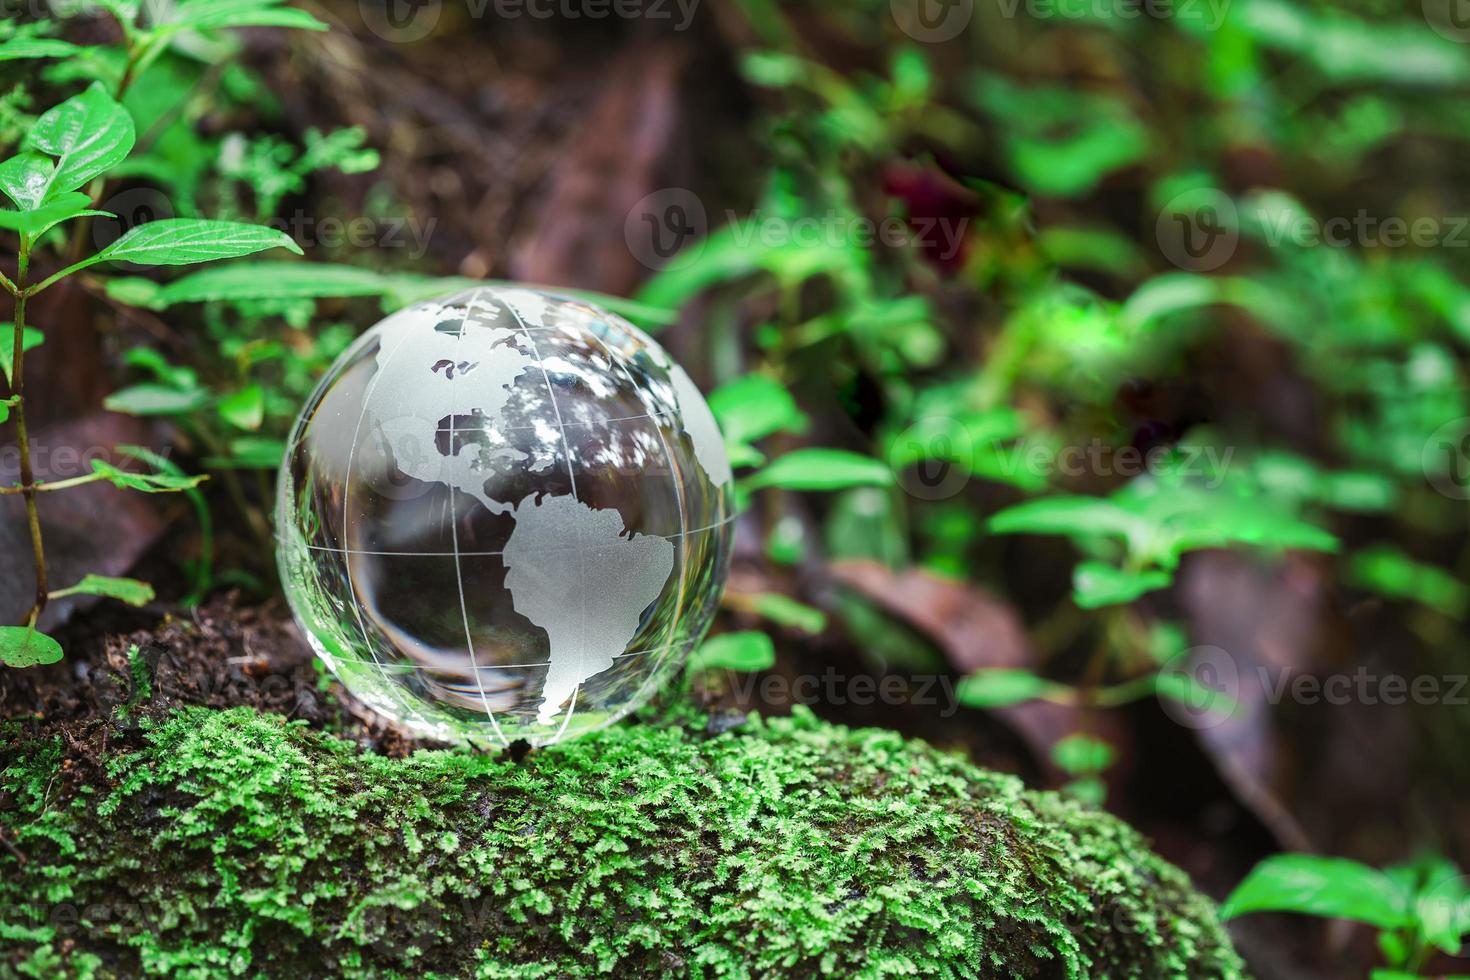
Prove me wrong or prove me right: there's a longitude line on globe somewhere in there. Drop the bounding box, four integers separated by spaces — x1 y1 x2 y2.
448 289 511 749
580 328 692 722
338 308 428 723
503 298 586 740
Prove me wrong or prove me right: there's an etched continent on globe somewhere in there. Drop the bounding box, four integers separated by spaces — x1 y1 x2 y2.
276 287 734 747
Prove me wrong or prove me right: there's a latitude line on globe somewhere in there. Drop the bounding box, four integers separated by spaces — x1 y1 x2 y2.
503 298 586 740
433 407 676 434
320 637 699 672
303 513 738 557
446 288 511 749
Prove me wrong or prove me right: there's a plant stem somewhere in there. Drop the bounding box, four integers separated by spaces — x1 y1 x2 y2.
0 472 107 495
24 261 95 300
9 240 46 627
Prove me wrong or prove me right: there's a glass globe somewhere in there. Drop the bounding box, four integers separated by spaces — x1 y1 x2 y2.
276 287 734 747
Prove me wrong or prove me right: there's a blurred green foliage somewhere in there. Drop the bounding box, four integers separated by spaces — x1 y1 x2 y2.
5 2 1470 955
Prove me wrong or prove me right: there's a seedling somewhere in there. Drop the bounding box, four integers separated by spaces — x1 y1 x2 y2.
1 80 302 665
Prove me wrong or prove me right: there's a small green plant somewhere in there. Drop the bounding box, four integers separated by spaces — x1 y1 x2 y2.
1223 853 1470 978
0 80 300 666
0 0 333 659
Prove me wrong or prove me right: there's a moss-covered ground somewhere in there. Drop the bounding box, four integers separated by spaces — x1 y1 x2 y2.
0 696 1244 978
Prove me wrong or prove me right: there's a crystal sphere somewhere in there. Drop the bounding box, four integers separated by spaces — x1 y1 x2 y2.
276 287 734 747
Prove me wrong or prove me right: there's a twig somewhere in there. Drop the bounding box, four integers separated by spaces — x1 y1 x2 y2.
0 828 26 866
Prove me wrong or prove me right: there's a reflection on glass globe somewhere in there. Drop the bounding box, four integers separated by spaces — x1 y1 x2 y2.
276 287 734 747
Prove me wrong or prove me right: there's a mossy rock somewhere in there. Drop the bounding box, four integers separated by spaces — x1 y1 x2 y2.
0 705 1244 978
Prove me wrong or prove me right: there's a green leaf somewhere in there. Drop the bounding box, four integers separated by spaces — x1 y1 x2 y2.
1051 734 1116 775
0 192 108 237
1072 561 1172 609
743 449 893 492
105 277 165 308
25 82 135 202
1317 471 1396 513
105 383 210 416
708 374 807 450
1063 775 1107 805
688 631 776 673
142 260 390 305
0 38 84 61
973 77 1148 198
1347 546 1467 618
988 496 1142 541
749 593 827 635
95 0 141 22
91 458 206 493
51 574 155 606
205 436 286 470
956 668 1068 708
1154 667 1239 720
0 154 55 211
155 0 329 34
1222 855 1411 930
1416 869 1470 955
84 219 302 269
1237 0 1470 85
217 384 265 431
123 347 198 390
0 326 44 386
1121 273 1222 328
126 264 678 329
0 627 63 668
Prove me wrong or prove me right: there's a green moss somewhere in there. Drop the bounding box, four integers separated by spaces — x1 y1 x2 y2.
0 706 1244 978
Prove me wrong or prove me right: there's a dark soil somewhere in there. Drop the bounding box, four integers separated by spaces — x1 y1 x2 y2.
0 595 431 758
